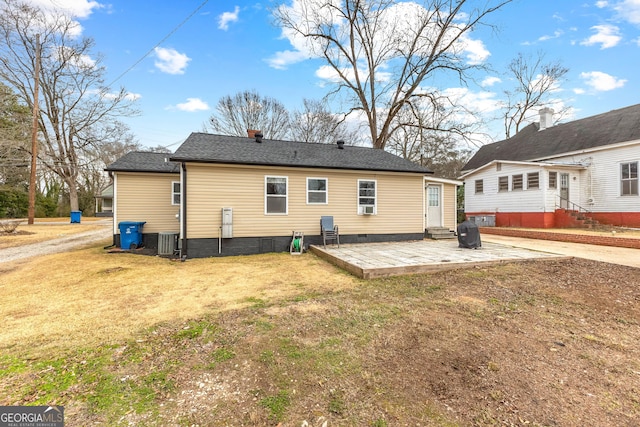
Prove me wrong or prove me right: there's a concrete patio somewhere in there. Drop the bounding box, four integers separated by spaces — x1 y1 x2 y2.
309 239 569 279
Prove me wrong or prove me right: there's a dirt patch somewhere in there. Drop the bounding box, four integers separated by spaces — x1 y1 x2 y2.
2 257 637 426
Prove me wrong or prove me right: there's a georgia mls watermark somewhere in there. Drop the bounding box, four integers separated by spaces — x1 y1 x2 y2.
0 406 64 427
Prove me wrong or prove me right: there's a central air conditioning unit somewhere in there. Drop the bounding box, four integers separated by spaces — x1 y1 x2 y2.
362 205 374 215
158 232 177 255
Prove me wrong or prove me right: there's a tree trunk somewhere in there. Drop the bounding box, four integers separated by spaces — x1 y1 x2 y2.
67 180 79 212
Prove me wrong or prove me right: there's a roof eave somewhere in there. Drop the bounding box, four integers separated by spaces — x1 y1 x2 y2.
168 157 431 174
105 168 180 174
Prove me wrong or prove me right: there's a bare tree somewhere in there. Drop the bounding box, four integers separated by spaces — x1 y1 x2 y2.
0 0 138 211
386 96 475 178
207 90 290 139
502 51 569 138
71 123 139 214
289 98 361 144
274 0 512 149
0 82 31 186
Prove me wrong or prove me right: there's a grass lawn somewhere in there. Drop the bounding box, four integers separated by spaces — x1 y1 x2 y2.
0 239 639 426
0 218 108 249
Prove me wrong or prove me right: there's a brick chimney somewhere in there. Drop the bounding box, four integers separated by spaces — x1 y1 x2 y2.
247 129 261 138
539 108 554 131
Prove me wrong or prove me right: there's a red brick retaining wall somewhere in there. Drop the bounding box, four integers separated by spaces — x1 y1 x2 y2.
479 227 640 249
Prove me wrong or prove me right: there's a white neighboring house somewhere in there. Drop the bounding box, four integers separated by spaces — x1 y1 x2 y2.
460 105 640 228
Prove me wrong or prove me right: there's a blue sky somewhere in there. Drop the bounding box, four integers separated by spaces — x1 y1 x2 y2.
25 0 640 150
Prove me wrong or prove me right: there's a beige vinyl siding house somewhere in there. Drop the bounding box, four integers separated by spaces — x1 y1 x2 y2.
107 133 438 258
186 163 424 240
106 152 181 249
424 177 462 232
113 172 180 235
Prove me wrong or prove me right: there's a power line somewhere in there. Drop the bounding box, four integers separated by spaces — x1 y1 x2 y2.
107 0 210 87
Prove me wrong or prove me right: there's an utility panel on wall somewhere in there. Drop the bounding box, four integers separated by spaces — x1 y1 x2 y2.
222 207 233 238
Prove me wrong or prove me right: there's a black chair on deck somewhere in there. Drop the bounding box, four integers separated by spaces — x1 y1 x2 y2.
320 216 340 248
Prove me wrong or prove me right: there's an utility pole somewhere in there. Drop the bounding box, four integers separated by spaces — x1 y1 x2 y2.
28 34 40 225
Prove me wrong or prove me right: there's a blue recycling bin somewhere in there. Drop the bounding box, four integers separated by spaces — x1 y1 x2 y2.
118 221 146 249
70 211 82 223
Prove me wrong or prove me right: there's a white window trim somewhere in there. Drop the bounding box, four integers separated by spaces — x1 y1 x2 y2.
620 161 639 196
527 172 540 190
171 181 180 206
548 171 558 189
357 179 377 215
498 176 509 192
265 175 288 215
306 177 328 205
512 174 523 191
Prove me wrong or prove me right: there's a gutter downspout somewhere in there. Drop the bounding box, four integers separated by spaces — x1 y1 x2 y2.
181 162 188 259
108 172 117 248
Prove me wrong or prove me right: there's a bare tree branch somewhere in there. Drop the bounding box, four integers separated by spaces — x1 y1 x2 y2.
0 0 139 211
274 0 512 149
502 51 569 138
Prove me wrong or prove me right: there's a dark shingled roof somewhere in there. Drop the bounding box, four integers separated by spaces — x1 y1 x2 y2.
105 151 180 173
463 104 640 172
169 133 432 174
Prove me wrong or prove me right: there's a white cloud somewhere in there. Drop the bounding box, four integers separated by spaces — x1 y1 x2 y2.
218 6 240 30
611 0 640 24
102 91 142 101
174 98 210 112
55 46 96 69
267 50 309 70
442 87 502 115
23 0 103 37
573 88 586 95
124 92 142 101
538 29 564 42
154 47 191 75
314 63 391 86
579 71 626 91
596 1 609 7
580 24 622 49
27 0 102 18
269 0 492 70
460 36 490 65
481 76 501 87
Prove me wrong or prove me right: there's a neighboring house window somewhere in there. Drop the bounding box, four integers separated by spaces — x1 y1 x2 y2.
512 174 523 191
307 178 328 204
527 172 539 189
498 176 509 192
475 179 483 194
265 176 288 214
549 172 557 189
172 181 180 205
621 162 639 196
358 179 376 214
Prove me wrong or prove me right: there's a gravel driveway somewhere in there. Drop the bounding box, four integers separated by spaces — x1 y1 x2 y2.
0 223 112 264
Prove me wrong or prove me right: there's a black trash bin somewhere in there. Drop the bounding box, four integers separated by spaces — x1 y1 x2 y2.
457 220 481 249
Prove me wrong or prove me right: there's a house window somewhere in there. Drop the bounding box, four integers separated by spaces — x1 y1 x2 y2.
512 174 523 191
307 178 328 204
358 179 376 214
498 176 509 192
527 172 539 189
549 172 557 189
475 179 483 194
265 176 288 214
172 181 180 205
621 162 639 196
